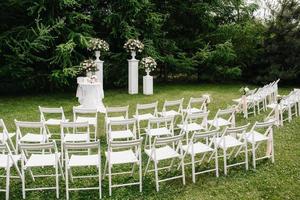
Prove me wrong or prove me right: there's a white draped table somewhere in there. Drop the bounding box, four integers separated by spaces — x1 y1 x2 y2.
76 81 106 113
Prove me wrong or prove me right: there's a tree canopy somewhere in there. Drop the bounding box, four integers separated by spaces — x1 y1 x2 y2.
0 0 299 93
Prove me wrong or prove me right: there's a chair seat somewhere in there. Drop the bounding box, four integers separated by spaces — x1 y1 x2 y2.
0 132 15 142
0 154 21 168
214 136 243 149
182 142 213 155
25 153 60 168
182 108 203 114
177 123 205 132
158 110 180 117
76 117 97 125
267 103 287 110
68 155 99 167
133 113 155 121
64 134 89 142
110 130 134 140
20 133 50 143
146 127 172 137
145 146 180 161
245 131 269 143
207 118 232 127
106 116 125 124
45 118 69 125
105 150 138 164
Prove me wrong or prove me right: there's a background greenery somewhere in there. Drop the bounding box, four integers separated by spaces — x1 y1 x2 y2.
0 83 299 199
0 0 299 93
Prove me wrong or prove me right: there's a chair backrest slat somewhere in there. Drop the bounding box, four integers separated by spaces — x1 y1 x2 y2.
61 121 89 128
109 138 143 148
15 120 44 128
19 141 56 151
155 134 183 146
64 141 100 150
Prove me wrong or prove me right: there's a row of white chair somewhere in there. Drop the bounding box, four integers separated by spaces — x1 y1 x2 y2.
266 89 300 126
233 79 280 118
104 95 210 139
105 107 237 148
0 117 276 199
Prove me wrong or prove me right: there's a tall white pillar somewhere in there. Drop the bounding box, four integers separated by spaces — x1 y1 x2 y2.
95 51 104 91
128 59 139 94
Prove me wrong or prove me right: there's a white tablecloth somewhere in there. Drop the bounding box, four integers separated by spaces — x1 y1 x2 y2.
76 82 105 112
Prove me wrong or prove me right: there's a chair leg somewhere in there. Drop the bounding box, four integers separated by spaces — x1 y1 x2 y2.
223 149 227 175
139 160 142 193
191 154 196 183
5 166 10 200
144 157 151 176
181 157 185 185
137 120 141 138
215 151 219 177
98 164 102 199
22 169 25 199
154 161 159 192
245 143 248 171
103 159 107 180
252 142 256 169
108 163 112 196
65 163 69 200
271 135 275 163
55 163 59 199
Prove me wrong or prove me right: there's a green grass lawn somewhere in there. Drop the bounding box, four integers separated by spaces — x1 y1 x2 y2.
0 83 299 199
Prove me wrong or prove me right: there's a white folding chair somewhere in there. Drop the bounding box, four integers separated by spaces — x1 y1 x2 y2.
15 120 50 153
133 101 158 137
267 91 298 126
39 106 69 140
144 134 185 192
73 106 98 141
213 124 250 175
178 111 209 144
60 121 90 165
244 120 275 169
64 141 102 200
103 138 143 196
145 116 174 148
105 106 129 138
0 119 16 153
233 88 257 118
158 98 184 126
0 142 22 200
20 141 64 199
207 107 236 129
182 96 208 117
181 129 219 183
108 118 137 143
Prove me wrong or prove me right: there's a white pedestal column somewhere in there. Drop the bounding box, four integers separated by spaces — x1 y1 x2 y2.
95 51 104 91
128 59 139 94
143 75 153 95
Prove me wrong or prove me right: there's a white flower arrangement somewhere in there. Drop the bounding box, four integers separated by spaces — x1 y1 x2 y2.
139 56 157 72
239 86 250 95
88 38 109 51
123 39 144 52
81 59 98 73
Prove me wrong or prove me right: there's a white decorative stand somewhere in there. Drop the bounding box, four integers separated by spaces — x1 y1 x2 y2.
94 50 104 91
143 69 153 95
128 51 139 94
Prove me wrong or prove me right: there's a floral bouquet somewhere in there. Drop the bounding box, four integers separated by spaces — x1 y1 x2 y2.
123 39 144 52
81 59 98 73
239 86 250 95
139 56 157 73
88 38 109 51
